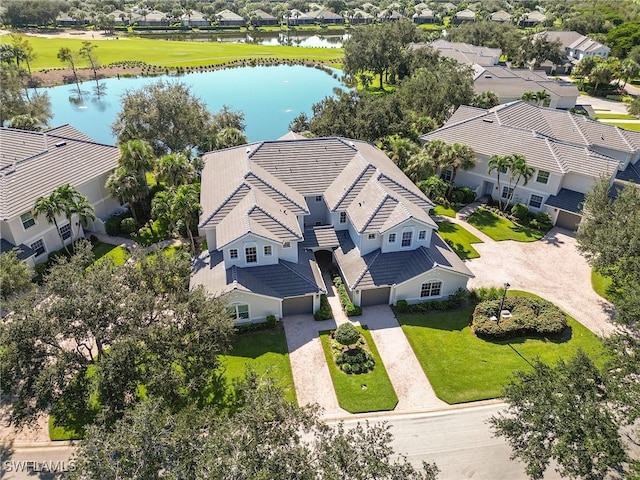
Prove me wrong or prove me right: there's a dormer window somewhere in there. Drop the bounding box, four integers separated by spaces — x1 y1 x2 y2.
389 233 396 243
315 195 323 202
283 241 291 248
401 231 412 247
339 212 346 223
264 245 272 256
230 249 238 259
418 230 426 240
245 246 257 263
368 233 375 240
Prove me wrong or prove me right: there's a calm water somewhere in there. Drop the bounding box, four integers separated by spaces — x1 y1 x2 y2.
147 32 347 48
45 65 345 144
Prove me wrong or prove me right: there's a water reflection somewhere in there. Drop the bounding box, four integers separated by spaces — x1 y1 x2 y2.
144 32 347 48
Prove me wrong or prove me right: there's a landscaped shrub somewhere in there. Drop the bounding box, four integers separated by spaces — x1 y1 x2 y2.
105 215 123 236
120 217 138 234
399 288 469 313
266 314 277 328
334 322 360 347
396 299 408 313
470 286 504 302
333 276 362 316
511 203 529 222
471 296 567 339
314 294 332 321
454 186 477 204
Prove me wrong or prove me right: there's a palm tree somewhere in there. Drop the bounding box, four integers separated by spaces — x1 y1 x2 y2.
443 143 476 197
505 154 534 208
54 184 82 242
71 196 96 242
382 136 419 171
33 194 69 255
618 59 640 89
156 153 195 187
151 189 177 235
172 184 201 252
520 91 537 104
106 168 145 224
118 139 155 185
216 127 248 149
535 90 550 107
487 154 513 211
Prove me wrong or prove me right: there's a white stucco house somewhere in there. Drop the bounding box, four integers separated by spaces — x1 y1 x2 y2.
421 101 640 230
0 125 121 266
191 136 473 323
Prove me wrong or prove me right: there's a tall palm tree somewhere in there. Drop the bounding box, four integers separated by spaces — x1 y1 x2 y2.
505 154 534 208
33 194 69 255
156 153 195 187
535 90 550 107
443 143 476 197
172 184 201 252
71 196 96 242
151 189 177 235
487 154 513 211
106 167 145 224
54 184 82 243
118 139 155 187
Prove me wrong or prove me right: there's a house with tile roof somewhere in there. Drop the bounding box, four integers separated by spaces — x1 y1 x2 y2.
541 31 610 63
520 10 545 28
421 101 640 230
216 9 245 26
415 39 501 67
452 9 476 24
490 10 512 22
0 126 121 266
191 136 473 322
473 65 579 109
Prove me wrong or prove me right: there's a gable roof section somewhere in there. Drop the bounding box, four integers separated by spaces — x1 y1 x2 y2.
473 67 579 101
0 126 118 221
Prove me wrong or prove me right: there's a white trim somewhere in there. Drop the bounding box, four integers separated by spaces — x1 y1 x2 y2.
420 279 443 298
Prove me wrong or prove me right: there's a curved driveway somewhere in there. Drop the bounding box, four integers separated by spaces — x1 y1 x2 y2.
446 207 618 336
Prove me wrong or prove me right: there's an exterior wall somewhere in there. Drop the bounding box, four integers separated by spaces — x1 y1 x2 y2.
304 195 329 227
79 173 121 221
347 221 363 252
223 233 282 268
589 145 631 166
204 228 217 251
359 231 382 255
224 290 281 323
552 96 577 110
380 220 433 253
560 172 600 194
392 268 469 305
7 213 73 264
331 211 349 231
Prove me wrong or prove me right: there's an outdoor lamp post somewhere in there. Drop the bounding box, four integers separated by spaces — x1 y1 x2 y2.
498 282 510 322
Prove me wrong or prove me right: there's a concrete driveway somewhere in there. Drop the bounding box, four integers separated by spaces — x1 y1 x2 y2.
445 208 618 336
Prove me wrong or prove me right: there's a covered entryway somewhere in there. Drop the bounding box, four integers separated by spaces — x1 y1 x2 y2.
360 287 391 307
282 295 313 316
556 210 581 231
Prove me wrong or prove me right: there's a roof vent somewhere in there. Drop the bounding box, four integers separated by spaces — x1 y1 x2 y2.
54 141 67 147
482 118 494 123
484 75 492 79
245 147 251 154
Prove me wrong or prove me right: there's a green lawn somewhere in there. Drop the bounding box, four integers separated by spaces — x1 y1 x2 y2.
92 242 129 266
436 221 482 260
397 294 606 404
467 208 544 242
591 269 614 302
595 113 636 120
605 122 640 132
221 325 297 404
431 204 457 218
320 326 398 413
24 35 342 71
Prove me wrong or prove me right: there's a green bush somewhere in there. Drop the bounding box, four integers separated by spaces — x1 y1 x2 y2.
334 323 360 346
266 314 277 328
120 217 138 234
471 296 567 339
333 276 362 316
314 294 333 321
401 288 469 313
511 203 529 222
105 216 123 236
470 286 504 302
396 299 408 313
454 186 477 204
535 211 553 230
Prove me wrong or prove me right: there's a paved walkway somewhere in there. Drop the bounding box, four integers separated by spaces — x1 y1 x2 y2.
438 203 618 336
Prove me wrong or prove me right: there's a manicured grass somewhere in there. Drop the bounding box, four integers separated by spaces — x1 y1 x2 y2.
397 294 606 404
92 242 129 266
431 204 457 218
605 122 640 132
591 269 614 302
221 325 297 404
24 35 342 71
320 326 398 413
467 208 544 242
436 221 482 260
595 113 636 120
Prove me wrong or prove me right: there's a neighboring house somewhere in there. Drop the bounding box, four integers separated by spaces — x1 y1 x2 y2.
540 30 610 63
349 9 374 24
413 9 436 24
308 9 344 24
136 10 169 27
111 9 130 26
490 10 512 22
441 3 456 14
285 9 314 25
378 10 404 21
452 9 476 24
253 9 279 26
473 65 579 109
520 10 545 27
0 126 121 266
181 10 210 27
414 39 501 67
192 136 473 323
421 101 640 230
216 9 245 26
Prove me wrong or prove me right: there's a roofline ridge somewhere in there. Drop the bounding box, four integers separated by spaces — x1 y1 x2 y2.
353 249 380 289
199 183 250 228
378 172 433 207
567 111 591 146
360 185 394 233
546 138 567 174
252 203 302 240
248 170 309 214
280 260 322 291
333 162 375 211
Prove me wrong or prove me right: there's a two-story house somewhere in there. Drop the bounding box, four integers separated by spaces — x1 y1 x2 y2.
0 125 121 266
191 136 473 323
420 101 640 230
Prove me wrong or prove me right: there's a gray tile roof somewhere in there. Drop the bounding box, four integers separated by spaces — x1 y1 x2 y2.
191 247 324 299
541 31 610 55
0 238 35 260
616 162 640 184
334 231 473 290
417 39 501 66
544 188 585 213
299 226 340 249
0 126 118 221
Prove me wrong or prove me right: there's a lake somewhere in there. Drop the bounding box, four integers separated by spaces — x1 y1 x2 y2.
45 65 346 145
144 32 348 48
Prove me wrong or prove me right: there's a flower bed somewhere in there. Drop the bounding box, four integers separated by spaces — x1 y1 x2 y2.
472 296 567 339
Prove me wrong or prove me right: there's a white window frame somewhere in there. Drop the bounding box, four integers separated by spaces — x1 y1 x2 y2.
30 239 46 258
229 248 238 259
339 212 346 224
21 211 36 230
61 223 72 241
228 303 250 321
245 244 257 263
264 245 272 256
529 194 543 209
388 233 396 243
420 280 442 298
501 186 514 199
315 195 323 202
283 241 291 249
368 233 375 240
441 169 453 182
418 230 427 240
401 230 412 247
536 170 550 184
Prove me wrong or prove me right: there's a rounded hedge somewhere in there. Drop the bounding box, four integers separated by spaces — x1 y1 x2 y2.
334 322 360 346
472 296 567 339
